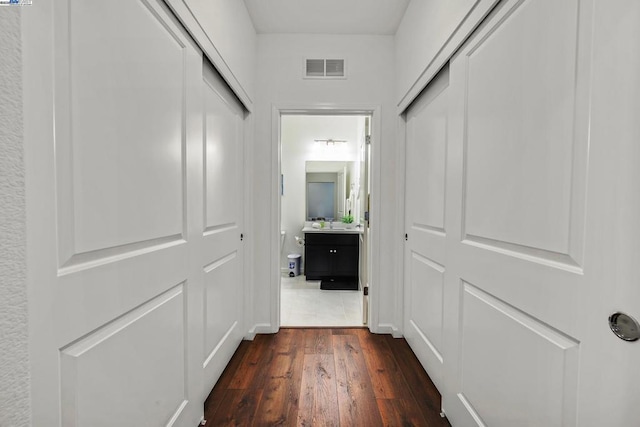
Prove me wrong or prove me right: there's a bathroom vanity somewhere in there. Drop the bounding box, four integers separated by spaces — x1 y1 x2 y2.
303 228 360 290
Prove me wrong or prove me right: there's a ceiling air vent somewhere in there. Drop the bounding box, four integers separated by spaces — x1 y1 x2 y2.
304 58 346 79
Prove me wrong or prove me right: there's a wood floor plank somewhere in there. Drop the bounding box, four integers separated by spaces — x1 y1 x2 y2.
204 388 263 427
377 398 430 427
228 334 275 390
204 329 450 427
254 347 304 425
384 335 450 426
331 327 364 336
355 329 414 400
304 328 334 354
272 328 302 354
204 340 251 419
298 354 339 427
333 334 383 426
254 377 294 426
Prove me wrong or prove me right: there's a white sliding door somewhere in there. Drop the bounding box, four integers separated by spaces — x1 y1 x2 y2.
201 62 246 389
442 0 590 423
426 0 640 425
403 66 449 393
25 1 245 425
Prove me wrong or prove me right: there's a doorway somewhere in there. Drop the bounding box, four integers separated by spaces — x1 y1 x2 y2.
278 113 372 327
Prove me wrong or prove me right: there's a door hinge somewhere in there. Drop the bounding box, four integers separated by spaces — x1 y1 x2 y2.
365 135 371 145
405 233 408 241
240 233 244 241
364 286 369 296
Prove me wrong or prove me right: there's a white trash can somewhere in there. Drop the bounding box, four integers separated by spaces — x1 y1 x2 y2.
288 253 301 277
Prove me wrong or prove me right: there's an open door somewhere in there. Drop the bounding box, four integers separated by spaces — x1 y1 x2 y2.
360 117 371 325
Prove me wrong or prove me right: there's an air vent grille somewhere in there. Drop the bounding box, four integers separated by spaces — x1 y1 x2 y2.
325 59 345 77
304 58 346 79
306 59 325 77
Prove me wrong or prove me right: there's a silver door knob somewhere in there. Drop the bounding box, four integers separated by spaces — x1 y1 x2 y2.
609 312 640 342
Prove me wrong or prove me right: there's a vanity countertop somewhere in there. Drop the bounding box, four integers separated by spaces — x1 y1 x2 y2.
302 226 363 234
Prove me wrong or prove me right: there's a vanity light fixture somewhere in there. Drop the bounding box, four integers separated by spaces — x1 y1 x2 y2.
314 138 347 146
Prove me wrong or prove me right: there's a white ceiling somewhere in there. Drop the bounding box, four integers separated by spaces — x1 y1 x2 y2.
243 0 411 35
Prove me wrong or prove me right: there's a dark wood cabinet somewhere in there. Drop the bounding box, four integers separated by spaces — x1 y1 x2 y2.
304 244 332 277
304 232 359 290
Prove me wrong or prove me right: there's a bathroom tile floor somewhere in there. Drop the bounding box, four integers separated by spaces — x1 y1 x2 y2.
280 274 363 327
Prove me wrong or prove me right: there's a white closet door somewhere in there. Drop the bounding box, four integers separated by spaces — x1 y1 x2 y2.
403 66 449 393
201 62 246 390
440 0 640 425
26 0 211 425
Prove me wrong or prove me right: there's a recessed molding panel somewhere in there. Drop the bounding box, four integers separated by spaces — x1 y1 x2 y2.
462 0 585 258
58 235 186 276
203 252 239 365
55 0 187 260
460 281 579 427
60 284 186 426
461 234 583 274
406 66 449 233
409 253 445 358
203 69 244 231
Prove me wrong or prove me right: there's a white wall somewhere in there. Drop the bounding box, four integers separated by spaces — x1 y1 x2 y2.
395 0 499 109
395 0 474 102
0 8 31 427
280 115 361 270
252 34 397 332
176 0 257 104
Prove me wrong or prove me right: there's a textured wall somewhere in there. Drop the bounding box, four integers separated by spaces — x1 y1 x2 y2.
0 8 31 427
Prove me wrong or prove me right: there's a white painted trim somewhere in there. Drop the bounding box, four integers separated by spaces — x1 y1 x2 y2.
164 0 254 112
23 2 63 423
270 103 382 333
242 111 255 339
376 324 403 338
367 106 382 334
247 323 277 339
270 105 282 333
395 114 408 336
396 0 500 113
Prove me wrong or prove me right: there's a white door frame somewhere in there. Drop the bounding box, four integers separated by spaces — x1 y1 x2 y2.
269 104 382 332
394 114 408 336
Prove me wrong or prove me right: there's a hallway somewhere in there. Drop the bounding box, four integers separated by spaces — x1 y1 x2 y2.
5 0 640 425
203 328 450 426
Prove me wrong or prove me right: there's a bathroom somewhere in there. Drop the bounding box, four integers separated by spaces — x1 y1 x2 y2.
280 114 369 326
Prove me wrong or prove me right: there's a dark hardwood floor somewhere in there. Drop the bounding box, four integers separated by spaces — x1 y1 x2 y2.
203 328 451 426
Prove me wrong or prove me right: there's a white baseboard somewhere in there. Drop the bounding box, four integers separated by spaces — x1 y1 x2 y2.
246 323 277 340
374 323 403 338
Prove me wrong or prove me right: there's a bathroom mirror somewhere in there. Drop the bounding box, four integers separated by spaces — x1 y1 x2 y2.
307 181 335 220
305 161 357 221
